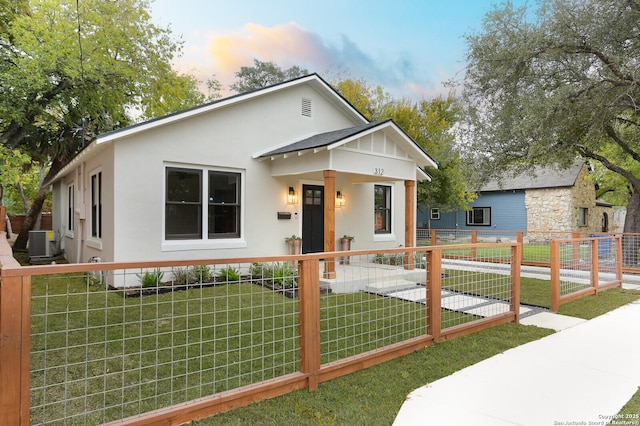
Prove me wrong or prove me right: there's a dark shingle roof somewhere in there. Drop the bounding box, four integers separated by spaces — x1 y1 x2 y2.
258 120 389 157
481 162 585 192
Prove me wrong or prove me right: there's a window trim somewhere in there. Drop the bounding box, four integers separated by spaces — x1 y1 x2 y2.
374 184 392 235
430 208 440 220
89 170 102 239
162 164 246 251
65 183 75 237
578 207 588 227
466 207 491 226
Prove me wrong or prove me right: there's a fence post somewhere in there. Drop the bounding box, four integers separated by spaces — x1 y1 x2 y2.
591 238 599 295
0 206 5 233
550 240 560 312
430 229 437 246
517 232 523 263
510 243 521 324
426 249 442 342
298 257 321 391
615 236 623 287
471 231 477 260
0 274 31 426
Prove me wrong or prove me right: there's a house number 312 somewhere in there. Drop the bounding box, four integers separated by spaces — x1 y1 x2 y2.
373 168 384 175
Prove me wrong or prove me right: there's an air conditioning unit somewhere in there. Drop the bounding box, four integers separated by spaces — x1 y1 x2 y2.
29 230 56 258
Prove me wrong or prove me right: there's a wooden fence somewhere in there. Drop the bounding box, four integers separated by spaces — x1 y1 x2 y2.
0 232 521 425
550 235 623 311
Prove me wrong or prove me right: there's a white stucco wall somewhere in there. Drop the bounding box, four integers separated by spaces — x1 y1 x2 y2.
51 78 424 264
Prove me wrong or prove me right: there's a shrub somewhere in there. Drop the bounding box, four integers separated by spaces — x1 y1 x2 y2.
136 268 164 288
217 266 241 282
271 262 298 289
192 265 214 283
171 267 196 286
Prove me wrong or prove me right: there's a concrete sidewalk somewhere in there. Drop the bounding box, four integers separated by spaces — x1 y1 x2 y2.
394 299 640 426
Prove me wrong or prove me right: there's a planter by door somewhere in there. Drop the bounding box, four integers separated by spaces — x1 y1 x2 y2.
288 239 302 255
339 238 352 264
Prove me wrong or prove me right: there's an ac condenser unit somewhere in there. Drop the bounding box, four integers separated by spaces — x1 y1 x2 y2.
29 230 56 258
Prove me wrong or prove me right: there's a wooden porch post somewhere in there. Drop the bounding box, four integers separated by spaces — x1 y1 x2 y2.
323 170 336 279
404 180 415 270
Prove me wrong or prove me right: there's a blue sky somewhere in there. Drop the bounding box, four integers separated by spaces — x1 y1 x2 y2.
150 0 531 100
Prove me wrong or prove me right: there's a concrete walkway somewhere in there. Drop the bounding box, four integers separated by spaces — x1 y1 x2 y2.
394 299 640 426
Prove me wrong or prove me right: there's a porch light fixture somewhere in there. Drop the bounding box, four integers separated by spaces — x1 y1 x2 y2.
336 190 345 208
287 186 298 205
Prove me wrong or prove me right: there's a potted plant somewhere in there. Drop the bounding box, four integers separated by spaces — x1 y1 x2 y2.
284 234 302 255
339 235 354 264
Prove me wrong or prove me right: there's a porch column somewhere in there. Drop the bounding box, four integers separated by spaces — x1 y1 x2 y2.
404 180 415 270
323 170 336 279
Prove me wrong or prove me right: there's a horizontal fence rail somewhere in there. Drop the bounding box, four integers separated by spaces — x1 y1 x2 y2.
0 238 522 426
419 229 640 274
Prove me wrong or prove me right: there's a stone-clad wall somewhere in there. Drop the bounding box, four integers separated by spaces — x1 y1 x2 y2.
524 165 604 235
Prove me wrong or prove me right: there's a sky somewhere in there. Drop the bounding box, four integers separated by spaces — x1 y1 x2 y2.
150 0 531 101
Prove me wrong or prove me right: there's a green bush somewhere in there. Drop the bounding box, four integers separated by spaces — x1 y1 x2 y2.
192 265 214 283
171 267 196 286
136 268 164 288
249 262 298 288
217 266 241 282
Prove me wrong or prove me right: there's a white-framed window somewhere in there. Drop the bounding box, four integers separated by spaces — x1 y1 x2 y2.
165 166 242 240
374 185 392 234
467 207 491 226
578 207 588 227
66 183 75 233
430 208 440 220
90 171 102 238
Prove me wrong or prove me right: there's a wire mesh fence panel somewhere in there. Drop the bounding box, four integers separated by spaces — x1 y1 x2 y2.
557 241 592 297
416 228 431 246
439 246 515 330
30 261 300 425
319 253 427 364
594 237 620 285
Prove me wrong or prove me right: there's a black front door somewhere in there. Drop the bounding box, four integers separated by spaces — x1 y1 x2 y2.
302 185 324 253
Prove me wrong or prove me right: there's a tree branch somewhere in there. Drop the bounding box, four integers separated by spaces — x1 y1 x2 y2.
604 124 640 163
576 144 640 191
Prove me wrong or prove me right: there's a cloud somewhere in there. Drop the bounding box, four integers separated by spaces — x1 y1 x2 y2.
172 22 447 100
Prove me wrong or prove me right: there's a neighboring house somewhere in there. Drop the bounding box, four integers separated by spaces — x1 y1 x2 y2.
49 74 437 270
420 162 614 237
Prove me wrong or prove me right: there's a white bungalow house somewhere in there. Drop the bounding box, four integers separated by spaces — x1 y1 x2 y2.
49 74 437 275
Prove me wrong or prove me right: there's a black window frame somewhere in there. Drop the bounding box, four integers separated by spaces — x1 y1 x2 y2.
67 184 74 232
207 170 241 239
165 166 242 241
466 207 491 226
90 172 102 238
374 185 392 234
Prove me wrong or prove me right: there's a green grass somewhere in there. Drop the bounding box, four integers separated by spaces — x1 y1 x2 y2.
618 387 640 419
26 267 640 425
197 323 554 425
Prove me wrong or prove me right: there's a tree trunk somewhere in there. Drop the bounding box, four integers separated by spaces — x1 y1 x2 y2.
13 185 49 251
622 188 640 266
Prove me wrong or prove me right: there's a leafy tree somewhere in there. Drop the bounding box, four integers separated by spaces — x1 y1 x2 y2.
1 0 205 250
460 0 640 263
230 58 309 93
335 78 472 210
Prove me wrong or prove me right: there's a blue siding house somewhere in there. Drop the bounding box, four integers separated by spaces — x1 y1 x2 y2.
420 162 614 235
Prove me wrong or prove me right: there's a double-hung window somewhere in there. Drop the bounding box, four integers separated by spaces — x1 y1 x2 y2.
374 185 391 234
466 207 491 226
165 166 241 240
90 171 102 238
208 171 240 238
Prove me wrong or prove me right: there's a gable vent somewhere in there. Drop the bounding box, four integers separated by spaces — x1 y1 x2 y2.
301 98 312 117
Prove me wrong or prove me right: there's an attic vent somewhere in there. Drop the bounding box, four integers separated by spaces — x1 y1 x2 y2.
301 98 312 117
